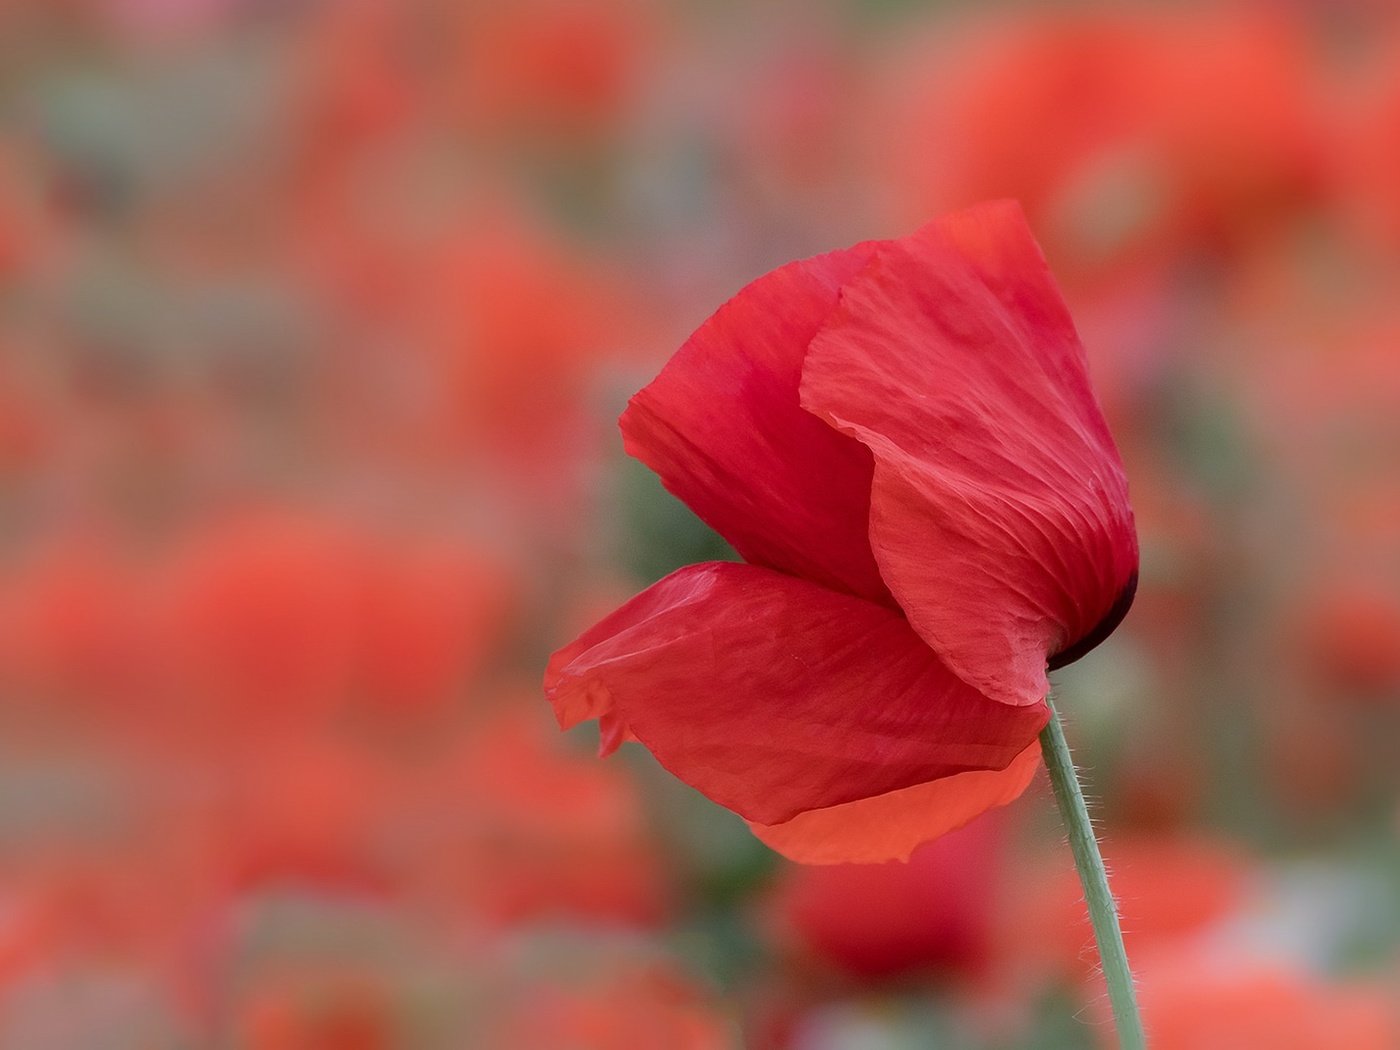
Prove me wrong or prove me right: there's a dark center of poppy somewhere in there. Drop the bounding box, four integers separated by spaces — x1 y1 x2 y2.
1047 569 1139 671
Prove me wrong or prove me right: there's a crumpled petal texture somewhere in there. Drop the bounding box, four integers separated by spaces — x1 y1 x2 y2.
801 201 1137 708
545 562 1047 826
621 245 892 605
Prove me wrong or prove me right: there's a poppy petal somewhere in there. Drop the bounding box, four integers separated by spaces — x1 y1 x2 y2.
544 562 1047 826
750 739 1041 864
801 201 1137 708
620 245 892 604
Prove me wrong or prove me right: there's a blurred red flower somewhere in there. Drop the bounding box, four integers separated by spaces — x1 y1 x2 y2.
0 535 146 710
1337 39 1400 255
394 705 668 930
152 509 516 733
481 952 731 1050
546 201 1137 863
452 0 657 140
304 197 648 490
1012 833 1251 983
155 512 362 728
237 967 394 1050
878 9 1328 284
354 535 516 718
1129 953 1400 1050
766 812 1007 980
220 738 393 892
1297 576 1400 699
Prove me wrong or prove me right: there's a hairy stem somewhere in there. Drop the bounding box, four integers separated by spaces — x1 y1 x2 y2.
1039 696 1146 1049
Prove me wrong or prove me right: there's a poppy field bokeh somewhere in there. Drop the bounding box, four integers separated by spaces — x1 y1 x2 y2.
2 1 1399 1047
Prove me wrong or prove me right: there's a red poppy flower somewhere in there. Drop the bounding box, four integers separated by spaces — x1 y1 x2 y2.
545 201 1137 863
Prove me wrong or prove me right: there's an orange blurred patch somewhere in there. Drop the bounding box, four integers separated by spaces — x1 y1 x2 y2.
452 0 657 139
237 967 395 1050
1131 952 1400 1050
154 512 362 727
392 704 668 930
876 8 1328 285
1011 833 1251 981
481 950 731 1050
0 535 148 710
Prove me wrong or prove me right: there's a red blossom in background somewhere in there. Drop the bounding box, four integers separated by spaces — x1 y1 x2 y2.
546 200 1138 863
1010 834 1252 985
1128 953 1400 1050
766 813 1008 980
877 9 1329 285
391 704 670 930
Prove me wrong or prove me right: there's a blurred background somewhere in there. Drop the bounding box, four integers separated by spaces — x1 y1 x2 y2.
1 0 1398 1046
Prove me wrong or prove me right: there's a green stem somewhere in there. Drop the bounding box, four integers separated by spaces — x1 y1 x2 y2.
1039 696 1146 1049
